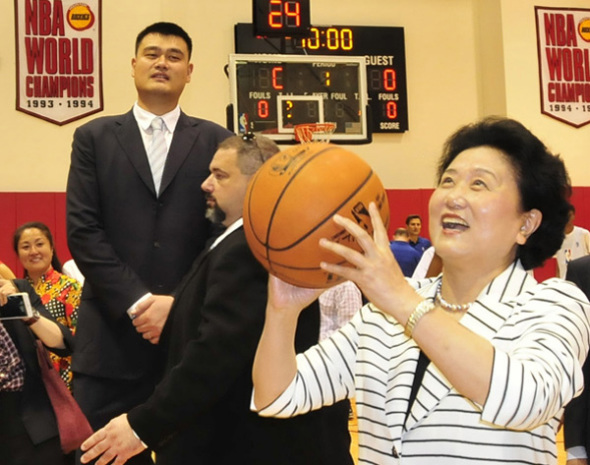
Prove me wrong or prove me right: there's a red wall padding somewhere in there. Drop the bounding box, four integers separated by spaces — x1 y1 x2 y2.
386 188 433 239
1 188 589 281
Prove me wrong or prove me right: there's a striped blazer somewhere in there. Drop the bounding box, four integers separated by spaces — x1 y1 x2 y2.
257 261 590 464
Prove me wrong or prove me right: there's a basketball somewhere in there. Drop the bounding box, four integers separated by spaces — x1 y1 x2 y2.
243 142 390 289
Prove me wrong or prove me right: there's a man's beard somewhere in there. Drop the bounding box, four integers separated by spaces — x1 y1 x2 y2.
205 204 226 224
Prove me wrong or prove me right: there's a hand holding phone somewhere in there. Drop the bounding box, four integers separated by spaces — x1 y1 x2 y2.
0 292 34 320
0 279 18 306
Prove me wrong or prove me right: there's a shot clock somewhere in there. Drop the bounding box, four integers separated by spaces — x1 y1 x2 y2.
228 54 369 143
253 0 311 37
234 23 409 134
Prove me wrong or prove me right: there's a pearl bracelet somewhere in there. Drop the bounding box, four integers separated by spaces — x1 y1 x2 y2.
404 300 435 338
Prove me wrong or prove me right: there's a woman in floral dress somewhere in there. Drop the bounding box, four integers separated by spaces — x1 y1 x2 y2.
13 221 81 390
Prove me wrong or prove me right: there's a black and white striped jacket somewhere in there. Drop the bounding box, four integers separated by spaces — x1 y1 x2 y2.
258 261 590 465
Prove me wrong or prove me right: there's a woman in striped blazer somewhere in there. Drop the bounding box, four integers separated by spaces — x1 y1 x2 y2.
252 117 590 465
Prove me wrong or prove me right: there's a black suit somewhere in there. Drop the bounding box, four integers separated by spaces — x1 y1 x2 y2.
0 280 74 465
65 109 232 437
127 226 353 465
564 255 590 456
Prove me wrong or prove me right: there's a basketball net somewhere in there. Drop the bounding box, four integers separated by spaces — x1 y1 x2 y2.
294 122 336 143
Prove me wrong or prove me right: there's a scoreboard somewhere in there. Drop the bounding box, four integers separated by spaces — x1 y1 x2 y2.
234 23 409 134
228 54 369 143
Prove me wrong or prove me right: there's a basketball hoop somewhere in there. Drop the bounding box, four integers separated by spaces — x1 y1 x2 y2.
294 122 336 143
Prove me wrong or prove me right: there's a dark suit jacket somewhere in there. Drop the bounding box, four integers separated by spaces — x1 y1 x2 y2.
127 226 353 465
66 109 232 383
3 280 74 445
564 255 590 454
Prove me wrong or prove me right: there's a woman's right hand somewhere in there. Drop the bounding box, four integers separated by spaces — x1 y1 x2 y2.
267 274 323 317
0 279 17 306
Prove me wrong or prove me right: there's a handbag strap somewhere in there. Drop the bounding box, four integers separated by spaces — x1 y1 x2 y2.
35 340 55 371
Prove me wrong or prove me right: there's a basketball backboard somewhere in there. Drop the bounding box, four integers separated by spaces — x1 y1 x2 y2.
227 53 370 144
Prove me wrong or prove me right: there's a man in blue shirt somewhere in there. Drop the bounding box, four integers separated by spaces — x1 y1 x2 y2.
389 228 422 277
406 214 432 257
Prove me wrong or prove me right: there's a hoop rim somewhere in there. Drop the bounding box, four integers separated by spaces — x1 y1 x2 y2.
294 122 337 143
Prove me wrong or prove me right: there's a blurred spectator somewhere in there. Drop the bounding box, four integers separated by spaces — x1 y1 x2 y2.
405 214 432 257
555 205 590 278
389 227 422 277
319 280 362 341
563 255 590 464
62 259 85 287
0 277 73 465
13 222 81 390
412 247 443 279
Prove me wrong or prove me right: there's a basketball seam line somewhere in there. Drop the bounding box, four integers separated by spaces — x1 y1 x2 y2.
266 169 374 252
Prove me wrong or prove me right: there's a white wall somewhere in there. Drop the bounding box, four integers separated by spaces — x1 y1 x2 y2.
501 0 590 186
1 0 588 191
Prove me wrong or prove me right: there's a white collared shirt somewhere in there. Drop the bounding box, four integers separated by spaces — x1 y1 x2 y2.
126 104 183 317
209 218 244 251
133 102 181 152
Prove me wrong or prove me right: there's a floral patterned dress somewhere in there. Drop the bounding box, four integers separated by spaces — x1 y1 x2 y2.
30 266 82 391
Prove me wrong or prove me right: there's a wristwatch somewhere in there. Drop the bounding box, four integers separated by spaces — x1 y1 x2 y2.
24 309 41 326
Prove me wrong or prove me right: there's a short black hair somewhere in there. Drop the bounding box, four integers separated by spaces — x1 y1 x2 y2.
135 22 192 58
405 215 421 225
436 116 571 269
13 221 63 276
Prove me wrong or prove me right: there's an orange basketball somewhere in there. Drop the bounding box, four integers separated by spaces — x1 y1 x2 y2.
243 142 390 289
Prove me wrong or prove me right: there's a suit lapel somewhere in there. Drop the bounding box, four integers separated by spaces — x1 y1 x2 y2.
163 227 237 339
115 110 158 196
161 245 211 343
174 245 211 299
159 112 199 195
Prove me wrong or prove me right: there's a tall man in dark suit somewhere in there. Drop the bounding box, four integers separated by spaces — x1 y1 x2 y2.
79 135 353 465
66 22 232 464
564 255 590 465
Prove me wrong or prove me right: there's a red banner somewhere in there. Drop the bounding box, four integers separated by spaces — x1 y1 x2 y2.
15 0 103 125
535 6 590 128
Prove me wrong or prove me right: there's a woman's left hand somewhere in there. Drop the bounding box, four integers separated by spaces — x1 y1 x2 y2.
319 203 421 319
0 279 17 306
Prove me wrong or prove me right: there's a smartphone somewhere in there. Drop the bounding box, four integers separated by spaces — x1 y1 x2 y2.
0 292 34 320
